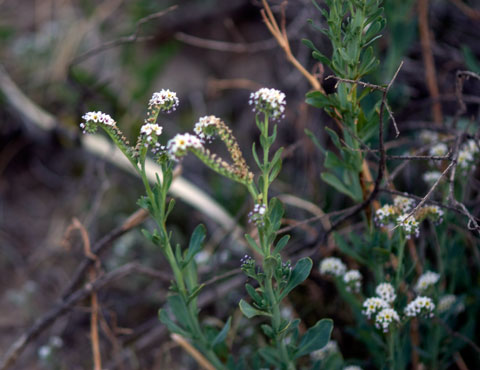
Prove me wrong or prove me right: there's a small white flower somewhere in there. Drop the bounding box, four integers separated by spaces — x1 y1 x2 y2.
38 345 51 359
375 204 397 226
167 133 203 160
344 366 363 370
149 89 179 113
248 204 267 226
415 271 440 293
80 111 116 133
420 130 439 144
310 340 339 361
343 270 362 293
394 196 415 213
249 87 286 120
319 257 347 277
457 148 474 169
375 283 396 303
404 296 435 318
141 123 162 136
465 140 479 155
397 214 420 239
437 294 464 314
423 171 442 185
429 143 448 157
375 308 400 333
362 297 389 319
194 115 218 141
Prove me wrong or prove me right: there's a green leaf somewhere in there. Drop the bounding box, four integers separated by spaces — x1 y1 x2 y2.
294 319 333 359
273 234 290 253
312 51 332 68
165 198 176 220
158 309 190 338
167 294 191 331
264 256 278 278
304 129 326 154
187 284 205 304
324 150 347 170
245 283 263 305
252 142 262 170
184 224 206 265
212 317 232 348
268 198 284 231
261 324 275 339
245 234 263 255
279 257 313 300
321 172 359 201
325 127 341 149
306 91 332 110
258 347 282 367
239 299 271 318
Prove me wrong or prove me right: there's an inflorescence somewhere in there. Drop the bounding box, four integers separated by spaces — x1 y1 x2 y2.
375 196 445 239
249 87 286 121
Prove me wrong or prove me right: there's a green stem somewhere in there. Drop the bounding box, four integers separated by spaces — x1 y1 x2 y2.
262 113 270 206
265 272 294 370
387 330 396 370
395 234 406 288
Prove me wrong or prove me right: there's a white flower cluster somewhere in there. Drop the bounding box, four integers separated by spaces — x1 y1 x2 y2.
249 87 286 120
343 270 362 293
404 296 435 318
457 140 479 170
362 297 389 319
437 294 455 313
375 308 400 333
140 123 163 146
374 204 397 226
344 366 363 370
375 282 396 303
415 271 440 293
310 340 339 361
80 111 116 133
422 171 442 185
420 130 439 144
319 257 347 277
394 196 415 213
396 214 420 239
193 115 217 141
167 133 203 160
248 203 266 226
363 283 400 333
148 89 179 113
375 197 421 237
429 143 448 157
437 294 465 314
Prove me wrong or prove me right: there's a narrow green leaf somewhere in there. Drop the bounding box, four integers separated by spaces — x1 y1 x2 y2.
321 172 358 200
212 317 232 347
158 309 190 337
166 295 192 331
273 234 290 253
245 234 263 255
294 319 333 359
279 257 313 300
304 129 326 154
184 224 206 265
245 283 263 305
239 299 271 318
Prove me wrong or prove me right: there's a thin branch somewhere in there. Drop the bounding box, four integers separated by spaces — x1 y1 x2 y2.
0 262 164 370
70 6 178 66
171 334 215 370
174 32 277 53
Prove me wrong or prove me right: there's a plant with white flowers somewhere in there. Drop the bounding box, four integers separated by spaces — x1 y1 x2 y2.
80 87 334 369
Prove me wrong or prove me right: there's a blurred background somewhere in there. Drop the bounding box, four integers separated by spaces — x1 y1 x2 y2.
1 0 479 368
